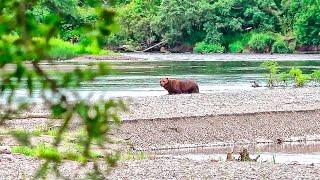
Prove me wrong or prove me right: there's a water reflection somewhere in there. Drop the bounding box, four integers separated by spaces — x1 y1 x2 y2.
151 141 320 155
150 141 320 165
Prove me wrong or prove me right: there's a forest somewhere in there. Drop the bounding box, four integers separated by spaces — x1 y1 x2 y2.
108 0 320 53
5 0 318 54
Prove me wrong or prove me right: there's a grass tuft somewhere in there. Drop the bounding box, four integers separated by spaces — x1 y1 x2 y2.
11 143 103 162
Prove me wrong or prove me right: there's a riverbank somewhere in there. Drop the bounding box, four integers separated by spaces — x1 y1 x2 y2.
11 87 320 123
109 158 320 179
68 53 320 63
2 87 320 179
115 109 320 150
121 87 320 120
1 154 320 179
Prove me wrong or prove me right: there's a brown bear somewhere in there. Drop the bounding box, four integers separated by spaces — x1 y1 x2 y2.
160 78 199 94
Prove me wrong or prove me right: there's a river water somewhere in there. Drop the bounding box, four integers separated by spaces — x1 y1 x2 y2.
2 54 320 101
79 59 320 98
150 141 320 165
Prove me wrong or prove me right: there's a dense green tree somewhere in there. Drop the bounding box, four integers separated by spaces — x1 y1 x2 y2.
109 0 320 52
293 0 320 45
29 0 101 41
153 0 209 45
109 0 160 47
110 0 289 50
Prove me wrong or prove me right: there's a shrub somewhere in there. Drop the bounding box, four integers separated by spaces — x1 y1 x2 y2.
225 32 252 53
278 72 290 85
248 33 276 53
48 38 108 60
311 70 320 83
289 67 302 77
11 144 101 162
229 41 244 53
48 39 85 59
295 74 310 87
194 42 225 53
272 40 294 53
261 60 279 87
289 67 310 87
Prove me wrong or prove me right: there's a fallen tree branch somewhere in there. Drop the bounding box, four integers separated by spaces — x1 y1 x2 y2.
142 41 166 52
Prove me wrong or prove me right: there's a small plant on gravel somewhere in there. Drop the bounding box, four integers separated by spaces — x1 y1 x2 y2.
278 72 290 86
45 129 59 137
261 61 280 87
120 151 146 161
289 67 311 87
12 143 103 162
311 70 320 84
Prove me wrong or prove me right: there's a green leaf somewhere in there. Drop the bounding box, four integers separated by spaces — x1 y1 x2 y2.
51 104 67 118
27 72 34 96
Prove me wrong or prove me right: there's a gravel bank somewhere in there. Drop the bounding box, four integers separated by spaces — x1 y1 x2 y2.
0 154 92 180
115 110 320 150
122 87 320 120
2 87 320 179
122 53 320 62
1 154 319 179
109 157 320 179
9 87 320 121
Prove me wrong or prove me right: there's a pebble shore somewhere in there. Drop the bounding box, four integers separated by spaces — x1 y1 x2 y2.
122 87 320 120
116 110 320 150
1 154 320 179
2 87 320 179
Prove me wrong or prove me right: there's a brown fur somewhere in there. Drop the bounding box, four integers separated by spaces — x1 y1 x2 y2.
160 78 199 94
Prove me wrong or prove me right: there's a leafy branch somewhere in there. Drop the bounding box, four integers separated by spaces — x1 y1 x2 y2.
0 0 126 178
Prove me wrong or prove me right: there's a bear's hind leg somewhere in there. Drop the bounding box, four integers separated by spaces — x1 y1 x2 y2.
192 85 199 93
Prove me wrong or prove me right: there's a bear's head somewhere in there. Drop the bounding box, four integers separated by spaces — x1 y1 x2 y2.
160 78 169 87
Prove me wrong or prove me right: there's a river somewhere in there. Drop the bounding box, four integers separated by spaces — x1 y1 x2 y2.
2 53 320 102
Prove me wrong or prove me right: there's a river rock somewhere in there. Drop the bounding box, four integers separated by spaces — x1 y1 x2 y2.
160 47 170 53
0 146 11 154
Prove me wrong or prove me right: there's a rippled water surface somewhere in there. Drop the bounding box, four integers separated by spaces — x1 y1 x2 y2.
3 56 320 101
79 59 320 97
